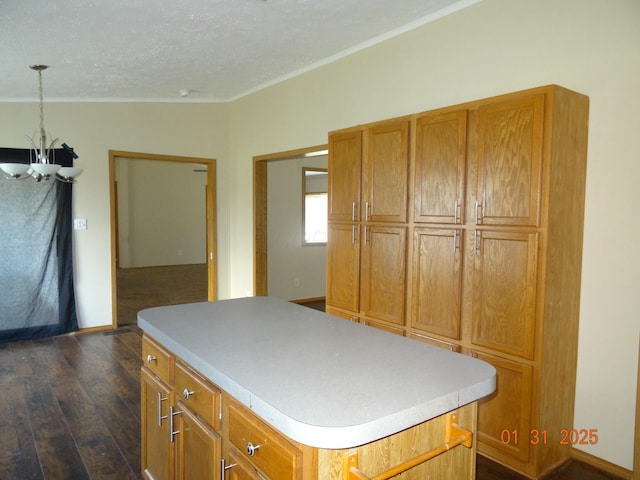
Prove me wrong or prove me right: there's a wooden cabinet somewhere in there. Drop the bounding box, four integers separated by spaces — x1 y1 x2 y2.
227 401 303 480
141 331 481 480
360 225 407 325
141 367 173 480
362 120 410 223
326 223 360 313
175 405 222 480
328 130 361 222
326 85 589 478
473 93 544 227
410 227 463 339
141 336 222 480
472 351 533 463
414 109 467 224
469 230 538 360
326 118 410 331
173 361 222 480
141 336 174 480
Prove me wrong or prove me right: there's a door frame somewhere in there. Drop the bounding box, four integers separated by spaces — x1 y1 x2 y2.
253 144 327 296
109 150 217 328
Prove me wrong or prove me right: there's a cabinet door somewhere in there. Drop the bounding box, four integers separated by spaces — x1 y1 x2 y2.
328 130 362 222
471 230 538 359
326 223 360 313
472 351 533 463
411 227 462 339
360 225 407 325
175 403 222 480
226 449 264 480
141 368 172 480
474 93 544 227
362 120 410 223
414 109 467 224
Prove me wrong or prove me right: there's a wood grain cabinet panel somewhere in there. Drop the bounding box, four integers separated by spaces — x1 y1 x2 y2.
472 351 533 463
141 367 173 480
360 225 407 326
411 227 463 339
326 223 360 314
474 94 544 227
228 401 303 480
414 109 467 224
328 130 362 222
471 230 538 360
362 120 410 223
174 404 222 480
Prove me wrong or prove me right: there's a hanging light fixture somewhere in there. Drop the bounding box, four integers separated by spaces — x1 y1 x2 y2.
0 65 82 183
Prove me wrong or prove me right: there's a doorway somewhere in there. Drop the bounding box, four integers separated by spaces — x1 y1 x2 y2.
109 150 217 328
253 144 327 297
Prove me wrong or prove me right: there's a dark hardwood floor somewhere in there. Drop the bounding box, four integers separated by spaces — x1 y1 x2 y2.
0 322 624 479
116 264 208 325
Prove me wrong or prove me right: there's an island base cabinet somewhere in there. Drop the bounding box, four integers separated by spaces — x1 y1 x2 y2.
174 403 222 480
141 368 173 480
316 402 477 480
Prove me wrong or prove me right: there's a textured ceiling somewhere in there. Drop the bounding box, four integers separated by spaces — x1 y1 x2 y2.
0 0 476 102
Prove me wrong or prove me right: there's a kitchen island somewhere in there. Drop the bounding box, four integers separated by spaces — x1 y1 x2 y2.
138 296 495 480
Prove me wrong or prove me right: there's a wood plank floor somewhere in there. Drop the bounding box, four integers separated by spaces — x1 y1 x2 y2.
0 325 624 479
116 264 208 325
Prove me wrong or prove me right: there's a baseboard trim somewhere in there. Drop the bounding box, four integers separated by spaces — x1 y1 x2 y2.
72 325 115 335
571 447 633 480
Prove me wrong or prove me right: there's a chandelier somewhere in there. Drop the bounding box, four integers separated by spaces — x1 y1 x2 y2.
0 65 82 183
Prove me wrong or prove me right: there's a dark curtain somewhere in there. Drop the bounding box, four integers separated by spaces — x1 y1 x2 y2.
0 148 78 342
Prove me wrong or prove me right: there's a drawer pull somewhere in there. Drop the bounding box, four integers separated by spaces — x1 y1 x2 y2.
246 442 261 456
146 354 157 364
183 387 195 400
169 406 182 443
157 392 168 427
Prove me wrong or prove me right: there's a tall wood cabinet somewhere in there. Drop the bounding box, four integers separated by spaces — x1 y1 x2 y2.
325 85 589 479
326 118 411 330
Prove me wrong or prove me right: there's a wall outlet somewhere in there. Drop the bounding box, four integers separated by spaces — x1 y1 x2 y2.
73 218 87 230
293 277 300 288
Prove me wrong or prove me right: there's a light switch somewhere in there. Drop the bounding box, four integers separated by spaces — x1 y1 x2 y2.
73 218 87 230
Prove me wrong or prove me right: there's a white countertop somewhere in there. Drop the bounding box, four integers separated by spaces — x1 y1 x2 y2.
138 296 495 449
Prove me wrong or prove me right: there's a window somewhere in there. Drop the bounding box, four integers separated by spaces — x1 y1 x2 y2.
302 168 328 246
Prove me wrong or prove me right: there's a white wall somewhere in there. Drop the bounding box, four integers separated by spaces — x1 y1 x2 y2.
0 0 638 470
226 0 640 470
0 102 229 328
267 156 327 300
116 158 207 268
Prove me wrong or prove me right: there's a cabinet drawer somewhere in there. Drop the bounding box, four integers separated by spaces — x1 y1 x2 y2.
228 401 302 480
175 361 221 429
142 335 173 384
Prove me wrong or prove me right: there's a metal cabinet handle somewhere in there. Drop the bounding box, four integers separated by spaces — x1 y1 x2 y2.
475 199 485 225
474 231 481 255
183 388 194 400
169 406 182 443
146 354 157 364
157 392 168 427
352 202 357 221
365 201 370 221
454 199 460 225
246 442 261 456
221 458 237 479
453 229 459 252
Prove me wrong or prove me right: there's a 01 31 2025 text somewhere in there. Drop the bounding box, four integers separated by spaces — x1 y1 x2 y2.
500 428 599 445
